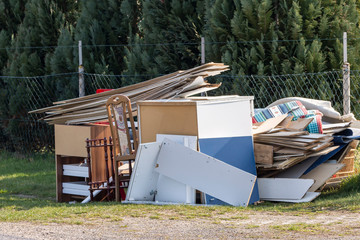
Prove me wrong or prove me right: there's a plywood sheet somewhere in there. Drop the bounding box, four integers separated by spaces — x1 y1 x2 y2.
155 139 256 206
301 163 345 192
138 103 198 143
258 178 314 200
55 124 91 157
275 157 319 178
254 143 273 165
252 115 288 135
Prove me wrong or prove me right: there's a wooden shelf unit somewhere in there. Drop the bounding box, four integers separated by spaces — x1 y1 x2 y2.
55 124 112 202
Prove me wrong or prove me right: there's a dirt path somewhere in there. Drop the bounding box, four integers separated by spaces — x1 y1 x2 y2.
0 211 359 239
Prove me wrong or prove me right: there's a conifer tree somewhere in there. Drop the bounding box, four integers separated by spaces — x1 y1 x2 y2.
123 0 205 84
2 0 65 151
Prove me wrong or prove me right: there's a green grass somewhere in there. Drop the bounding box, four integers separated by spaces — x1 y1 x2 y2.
1 150 360 224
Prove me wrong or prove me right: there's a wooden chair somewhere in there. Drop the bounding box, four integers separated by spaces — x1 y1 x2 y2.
86 137 115 201
106 94 138 201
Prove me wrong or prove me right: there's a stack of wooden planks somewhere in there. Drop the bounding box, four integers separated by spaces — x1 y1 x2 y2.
29 63 229 125
252 114 358 203
253 115 338 171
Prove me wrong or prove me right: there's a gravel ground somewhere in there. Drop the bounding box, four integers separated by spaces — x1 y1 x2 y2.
0 211 359 239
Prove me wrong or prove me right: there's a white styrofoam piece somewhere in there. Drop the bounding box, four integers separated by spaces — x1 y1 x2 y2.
261 192 321 203
155 139 256 206
155 134 197 204
275 157 319 178
196 100 252 138
258 178 314 200
125 142 161 202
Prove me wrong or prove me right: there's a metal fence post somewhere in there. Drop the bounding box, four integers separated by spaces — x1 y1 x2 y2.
78 40 85 97
343 32 351 115
201 37 205 97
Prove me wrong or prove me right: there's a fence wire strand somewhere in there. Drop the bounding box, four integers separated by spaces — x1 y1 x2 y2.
0 70 357 153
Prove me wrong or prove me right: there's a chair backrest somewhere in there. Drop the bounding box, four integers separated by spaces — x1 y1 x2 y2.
106 95 138 158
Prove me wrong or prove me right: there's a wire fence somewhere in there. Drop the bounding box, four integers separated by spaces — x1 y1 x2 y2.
0 70 359 154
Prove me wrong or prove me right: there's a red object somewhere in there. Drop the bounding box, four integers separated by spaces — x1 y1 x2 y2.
96 89 113 94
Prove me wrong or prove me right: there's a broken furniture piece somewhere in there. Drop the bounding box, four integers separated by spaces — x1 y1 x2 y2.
106 94 138 201
86 137 115 201
136 96 259 205
55 124 112 202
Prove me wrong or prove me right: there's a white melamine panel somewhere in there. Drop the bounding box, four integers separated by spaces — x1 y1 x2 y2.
261 192 321 203
155 139 256 206
156 134 197 150
126 142 161 202
196 100 252 138
258 178 314 200
156 134 197 204
62 181 90 196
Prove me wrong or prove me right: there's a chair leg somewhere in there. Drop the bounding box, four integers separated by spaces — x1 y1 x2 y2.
115 162 120 201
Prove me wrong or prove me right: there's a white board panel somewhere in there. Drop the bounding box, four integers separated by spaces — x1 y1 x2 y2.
262 192 321 203
126 142 161 202
156 134 197 150
275 157 319 178
301 163 345 192
258 178 314 200
155 134 197 204
155 139 256 206
196 100 252 138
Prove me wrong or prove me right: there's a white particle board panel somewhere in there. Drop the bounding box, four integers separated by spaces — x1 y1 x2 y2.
155 134 197 204
155 139 256 207
258 178 314 200
301 163 345 192
275 157 319 178
126 142 161 202
196 100 253 138
262 192 321 203
63 163 89 178
62 181 89 196
156 134 197 150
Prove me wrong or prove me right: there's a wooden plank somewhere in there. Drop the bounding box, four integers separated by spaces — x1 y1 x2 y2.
155 139 256 207
274 157 319 178
252 115 288 135
254 143 273 165
258 178 314 200
55 124 91 157
301 163 345 191
277 116 293 128
287 118 313 131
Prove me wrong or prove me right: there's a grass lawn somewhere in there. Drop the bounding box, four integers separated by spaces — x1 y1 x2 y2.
0 151 360 224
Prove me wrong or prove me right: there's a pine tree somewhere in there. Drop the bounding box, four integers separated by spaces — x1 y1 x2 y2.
73 0 139 77
2 0 65 151
123 0 205 84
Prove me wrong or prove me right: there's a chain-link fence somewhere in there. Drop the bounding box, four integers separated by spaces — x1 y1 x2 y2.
1 70 359 153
